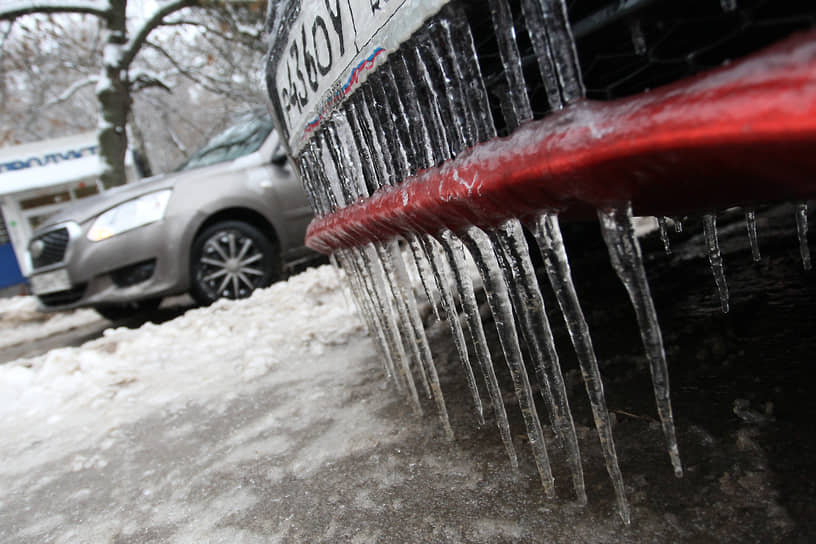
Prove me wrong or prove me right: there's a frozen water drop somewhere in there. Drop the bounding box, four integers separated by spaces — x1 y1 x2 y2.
703 214 730 313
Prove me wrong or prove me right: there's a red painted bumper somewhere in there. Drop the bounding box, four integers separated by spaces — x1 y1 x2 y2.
306 31 816 254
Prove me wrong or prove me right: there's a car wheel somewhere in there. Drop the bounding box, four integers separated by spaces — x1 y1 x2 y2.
190 220 280 305
95 297 162 322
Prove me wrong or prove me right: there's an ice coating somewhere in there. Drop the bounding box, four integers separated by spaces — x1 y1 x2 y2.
703 214 730 313
599 204 683 478
530 212 630 524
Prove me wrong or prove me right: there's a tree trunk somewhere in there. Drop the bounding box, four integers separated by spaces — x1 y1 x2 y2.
96 0 130 188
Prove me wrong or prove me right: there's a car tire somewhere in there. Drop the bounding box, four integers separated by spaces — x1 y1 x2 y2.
190 220 280 306
95 297 162 322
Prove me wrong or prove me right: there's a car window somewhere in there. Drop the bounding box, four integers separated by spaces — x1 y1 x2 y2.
176 118 276 172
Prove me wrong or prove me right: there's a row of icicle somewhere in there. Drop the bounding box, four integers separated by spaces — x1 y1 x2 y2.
289 0 811 524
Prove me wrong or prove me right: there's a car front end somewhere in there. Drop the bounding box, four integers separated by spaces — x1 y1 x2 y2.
26 181 188 311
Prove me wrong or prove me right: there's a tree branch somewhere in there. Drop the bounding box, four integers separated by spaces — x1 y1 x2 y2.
45 74 99 106
0 1 109 20
119 0 198 69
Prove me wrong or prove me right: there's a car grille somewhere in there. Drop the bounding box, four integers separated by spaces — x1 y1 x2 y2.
37 283 86 307
30 227 70 268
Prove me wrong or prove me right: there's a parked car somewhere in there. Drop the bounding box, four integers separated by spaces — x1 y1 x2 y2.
26 115 317 320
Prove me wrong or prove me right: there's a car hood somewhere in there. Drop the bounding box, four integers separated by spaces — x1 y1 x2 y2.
34 159 254 233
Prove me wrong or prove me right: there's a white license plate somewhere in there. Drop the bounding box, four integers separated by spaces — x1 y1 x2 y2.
272 0 449 152
30 268 72 295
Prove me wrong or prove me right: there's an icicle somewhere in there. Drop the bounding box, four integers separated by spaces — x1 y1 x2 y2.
491 219 586 504
658 217 672 255
745 209 761 262
336 249 401 390
673 218 683 233
382 241 455 438
435 232 517 462
407 45 453 163
488 0 534 128
520 0 585 108
599 204 683 478
406 237 443 321
447 6 497 142
629 19 647 55
530 213 630 523
795 202 812 271
371 244 433 401
410 234 485 426
703 214 730 313
357 245 423 413
461 226 555 496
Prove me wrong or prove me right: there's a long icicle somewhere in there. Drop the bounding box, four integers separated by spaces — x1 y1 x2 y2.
461 226 555 496
435 231 518 468
335 250 398 385
530 212 630 524
599 204 683 478
795 202 812 271
401 235 483 427
384 240 455 439
491 219 586 504
703 214 730 313
358 244 423 414
372 243 433 401
745 209 761 263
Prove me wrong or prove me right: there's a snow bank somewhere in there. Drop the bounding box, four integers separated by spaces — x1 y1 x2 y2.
0 265 364 464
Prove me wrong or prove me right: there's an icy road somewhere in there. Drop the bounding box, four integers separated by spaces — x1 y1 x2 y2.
1 208 814 543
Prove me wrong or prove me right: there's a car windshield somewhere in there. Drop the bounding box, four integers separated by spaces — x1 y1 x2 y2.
176 117 275 172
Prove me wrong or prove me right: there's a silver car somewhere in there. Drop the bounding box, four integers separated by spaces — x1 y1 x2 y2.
26 116 316 320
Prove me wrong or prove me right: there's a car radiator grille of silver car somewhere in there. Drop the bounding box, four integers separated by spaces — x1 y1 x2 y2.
30 227 70 268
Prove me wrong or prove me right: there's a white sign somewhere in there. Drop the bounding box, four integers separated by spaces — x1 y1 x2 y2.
273 0 450 152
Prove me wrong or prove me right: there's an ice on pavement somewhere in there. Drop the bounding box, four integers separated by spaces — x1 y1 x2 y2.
0 297 101 350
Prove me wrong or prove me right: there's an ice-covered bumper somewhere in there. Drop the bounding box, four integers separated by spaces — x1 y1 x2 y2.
28 215 190 311
305 31 816 254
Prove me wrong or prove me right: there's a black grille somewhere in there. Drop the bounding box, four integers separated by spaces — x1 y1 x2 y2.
37 283 86 307
569 0 816 100
31 227 69 268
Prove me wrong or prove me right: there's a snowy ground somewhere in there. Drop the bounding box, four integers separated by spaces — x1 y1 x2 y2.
0 209 814 543
0 296 102 353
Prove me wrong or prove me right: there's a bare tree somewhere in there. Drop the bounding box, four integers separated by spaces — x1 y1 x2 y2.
0 0 208 187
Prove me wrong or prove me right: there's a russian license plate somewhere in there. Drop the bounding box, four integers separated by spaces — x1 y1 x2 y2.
30 268 71 295
271 0 450 152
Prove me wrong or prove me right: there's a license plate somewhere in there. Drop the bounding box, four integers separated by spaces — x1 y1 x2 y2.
30 268 71 295
270 0 450 152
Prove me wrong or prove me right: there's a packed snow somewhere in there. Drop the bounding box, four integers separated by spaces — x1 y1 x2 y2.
0 266 365 474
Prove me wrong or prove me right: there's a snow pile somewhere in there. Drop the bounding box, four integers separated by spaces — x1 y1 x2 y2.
0 265 364 453
0 296 102 350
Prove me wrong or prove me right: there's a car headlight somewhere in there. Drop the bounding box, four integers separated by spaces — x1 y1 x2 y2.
87 189 172 242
